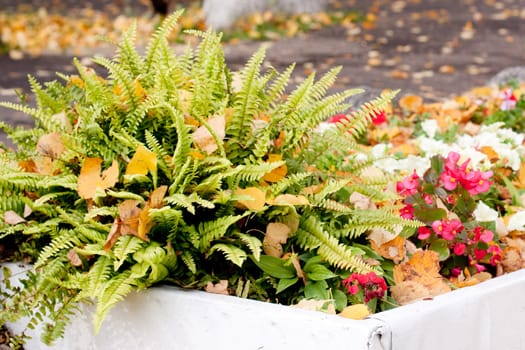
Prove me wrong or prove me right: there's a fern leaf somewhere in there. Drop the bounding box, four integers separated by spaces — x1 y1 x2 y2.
198 214 247 251
93 271 136 333
113 236 147 270
236 232 262 261
209 243 248 267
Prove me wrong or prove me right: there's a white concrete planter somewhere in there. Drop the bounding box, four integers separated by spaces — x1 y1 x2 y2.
3 263 525 350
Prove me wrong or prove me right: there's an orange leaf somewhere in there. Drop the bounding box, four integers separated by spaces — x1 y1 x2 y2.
125 144 157 176
137 186 168 240
104 220 121 252
77 158 119 199
515 163 525 189
479 146 499 162
262 154 287 183
236 187 266 211
263 222 291 257
399 94 423 113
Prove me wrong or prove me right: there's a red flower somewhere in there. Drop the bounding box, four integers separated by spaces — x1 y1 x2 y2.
371 110 387 125
396 170 420 196
327 113 349 124
342 272 387 303
417 226 432 240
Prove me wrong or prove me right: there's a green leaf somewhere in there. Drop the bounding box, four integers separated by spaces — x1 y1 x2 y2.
276 277 299 294
414 207 447 223
304 280 329 300
250 255 296 279
304 264 338 281
333 288 348 312
429 239 450 261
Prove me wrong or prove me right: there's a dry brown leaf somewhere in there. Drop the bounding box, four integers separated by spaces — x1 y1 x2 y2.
392 250 451 304
338 304 370 320
118 200 141 236
192 115 226 155
125 144 157 176
263 222 291 257
293 299 336 314
370 235 406 263
262 154 288 183
77 158 119 199
3 210 26 225
36 132 64 159
500 237 525 273
390 280 432 305
104 220 121 252
236 187 266 211
204 280 229 295
67 249 83 267
349 192 375 210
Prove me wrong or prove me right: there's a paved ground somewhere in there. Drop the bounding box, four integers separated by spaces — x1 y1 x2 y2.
0 0 524 142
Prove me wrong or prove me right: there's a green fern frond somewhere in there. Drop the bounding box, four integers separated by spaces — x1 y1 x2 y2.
115 20 144 77
93 270 136 333
236 232 262 261
144 10 184 73
297 215 373 273
226 47 266 161
32 229 79 267
268 172 312 196
113 236 147 270
145 130 171 180
181 250 197 274
198 214 247 251
209 243 247 267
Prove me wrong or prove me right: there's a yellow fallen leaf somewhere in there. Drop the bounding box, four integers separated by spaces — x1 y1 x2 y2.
77 158 119 199
339 304 370 320
515 162 525 189
125 144 157 176
236 187 266 211
263 222 291 257
267 194 309 206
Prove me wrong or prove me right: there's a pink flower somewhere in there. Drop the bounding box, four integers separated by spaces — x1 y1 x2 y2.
400 204 415 219
474 263 486 273
417 226 432 240
441 171 460 191
463 170 493 195
500 88 517 111
450 267 462 277
473 227 494 243
432 219 464 241
453 243 467 256
488 245 503 266
396 170 420 196
423 193 433 205
347 284 359 295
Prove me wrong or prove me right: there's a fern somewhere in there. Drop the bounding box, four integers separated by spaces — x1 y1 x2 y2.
197 214 247 251
209 243 248 267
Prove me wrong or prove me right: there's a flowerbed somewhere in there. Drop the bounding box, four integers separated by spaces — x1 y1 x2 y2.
1 10 525 348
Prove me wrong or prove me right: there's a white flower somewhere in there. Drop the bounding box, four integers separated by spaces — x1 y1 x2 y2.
507 210 525 232
421 119 439 138
473 201 499 222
